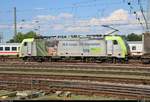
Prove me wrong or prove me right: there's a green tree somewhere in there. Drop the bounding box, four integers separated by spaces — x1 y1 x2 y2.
120 35 127 40
8 31 37 43
126 33 142 41
24 31 37 38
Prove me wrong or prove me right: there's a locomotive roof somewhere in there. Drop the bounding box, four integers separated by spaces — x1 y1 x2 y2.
34 35 108 39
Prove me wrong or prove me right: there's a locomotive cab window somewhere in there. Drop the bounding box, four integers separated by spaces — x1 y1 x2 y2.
113 40 118 45
0 47 3 51
5 47 10 51
12 47 17 51
24 42 27 46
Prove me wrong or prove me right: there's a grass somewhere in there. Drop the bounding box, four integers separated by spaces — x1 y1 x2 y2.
0 90 17 100
0 90 124 100
0 90 11 96
0 92 127 100
32 94 121 100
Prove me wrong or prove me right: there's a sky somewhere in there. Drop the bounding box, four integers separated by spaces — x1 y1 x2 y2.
0 0 148 42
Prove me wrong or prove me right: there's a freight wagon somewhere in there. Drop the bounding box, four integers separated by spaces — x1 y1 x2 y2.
19 35 129 63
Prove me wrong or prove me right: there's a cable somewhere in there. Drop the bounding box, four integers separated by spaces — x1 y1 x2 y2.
0 0 146 36
125 0 147 30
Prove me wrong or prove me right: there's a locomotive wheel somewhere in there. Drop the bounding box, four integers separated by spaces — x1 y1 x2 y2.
22 57 27 61
37 57 44 62
86 58 94 62
107 58 113 63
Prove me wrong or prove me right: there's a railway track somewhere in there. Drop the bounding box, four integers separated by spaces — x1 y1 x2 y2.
0 58 149 69
0 72 149 86
0 63 150 85
0 64 150 79
0 58 145 66
0 73 150 99
0 61 150 69
0 68 150 81
0 64 150 72
0 61 150 99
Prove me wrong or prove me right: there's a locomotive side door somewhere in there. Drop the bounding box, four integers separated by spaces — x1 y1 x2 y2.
106 40 113 56
21 42 32 57
112 40 121 57
27 42 32 56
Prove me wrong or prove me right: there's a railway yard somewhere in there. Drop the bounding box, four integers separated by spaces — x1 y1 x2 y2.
1 0 150 100
0 60 149 100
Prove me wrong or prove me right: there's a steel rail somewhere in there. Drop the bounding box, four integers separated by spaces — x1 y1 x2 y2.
0 78 150 99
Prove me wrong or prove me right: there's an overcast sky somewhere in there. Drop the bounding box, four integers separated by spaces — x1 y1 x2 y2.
0 0 147 42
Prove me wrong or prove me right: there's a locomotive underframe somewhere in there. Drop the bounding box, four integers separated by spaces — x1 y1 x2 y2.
22 56 128 64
